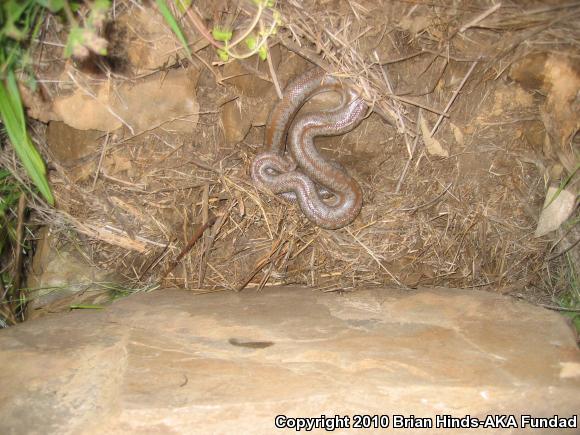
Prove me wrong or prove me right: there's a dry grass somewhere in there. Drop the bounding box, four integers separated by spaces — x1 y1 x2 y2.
4 0 579 308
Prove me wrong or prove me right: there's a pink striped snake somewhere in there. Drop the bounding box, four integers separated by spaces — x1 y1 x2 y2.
251 68 367 230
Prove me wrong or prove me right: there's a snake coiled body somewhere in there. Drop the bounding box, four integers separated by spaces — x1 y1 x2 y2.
251 69 367 229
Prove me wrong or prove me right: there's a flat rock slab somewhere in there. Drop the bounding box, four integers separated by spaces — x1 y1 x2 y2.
0 287 579 434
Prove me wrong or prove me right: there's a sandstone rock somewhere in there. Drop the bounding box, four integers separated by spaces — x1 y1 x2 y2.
120 7 182 73
116 68 200 134
119 7 204 74
0 287 578 434
540 55 580 173
223 54 277 98
52 68 200 133
52 83 117 131
46 121 103 182
221 98 252 144
220 92 276 144
510 53 580 171
26 228 118 319
20 83 57 123
249 96 273 127
47 121 102 163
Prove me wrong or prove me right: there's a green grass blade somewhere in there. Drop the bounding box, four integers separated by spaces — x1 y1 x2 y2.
0 71 54 205
155 0 192 61
544 162 580 209
69 304 105 310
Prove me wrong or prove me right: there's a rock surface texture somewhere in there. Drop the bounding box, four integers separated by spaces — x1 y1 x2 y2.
0 287 579 434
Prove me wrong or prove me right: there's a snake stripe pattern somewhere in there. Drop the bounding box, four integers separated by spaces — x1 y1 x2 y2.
251 68 367 230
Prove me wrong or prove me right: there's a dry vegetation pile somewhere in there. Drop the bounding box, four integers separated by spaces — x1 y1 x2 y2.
2 0 578 306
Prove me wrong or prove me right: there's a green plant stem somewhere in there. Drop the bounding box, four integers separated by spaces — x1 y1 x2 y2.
186 2 276 60
186 7 222 48
228 4 264 48
228 17 277 59
544 162 580 209
62 1 78 27
155 0 192 60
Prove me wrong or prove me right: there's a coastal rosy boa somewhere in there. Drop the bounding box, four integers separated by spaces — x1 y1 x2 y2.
251 68 367 229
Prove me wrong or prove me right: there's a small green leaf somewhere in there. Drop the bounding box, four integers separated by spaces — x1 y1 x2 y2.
4 0 35 26
35 0 66 13
93 0 111 11
155 0 192 61
3 23 26 41
245 35 257 50
251 0 274 6
63 26 84 58
253 0 274 8
212 27 233 42
174 0 192 14
258 44 268 61
273 9 282 26
216 48 229 62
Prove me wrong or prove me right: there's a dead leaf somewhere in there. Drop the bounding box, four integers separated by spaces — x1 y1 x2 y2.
534 185 576 237
451 122 464 147
420 114 449 157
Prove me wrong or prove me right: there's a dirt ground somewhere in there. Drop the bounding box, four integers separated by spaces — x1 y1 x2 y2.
3 0 579 315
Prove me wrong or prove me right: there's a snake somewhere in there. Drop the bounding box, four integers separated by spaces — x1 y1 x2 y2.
251 68 367 230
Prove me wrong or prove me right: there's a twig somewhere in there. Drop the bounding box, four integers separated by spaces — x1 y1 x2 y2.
198 200 235 287
229 3 264 48
547 237 580 262
537 304 580 313
198 184 210 286
374 50 406 135
236 236 287 291
390 93 450 117
92 132 110 190
138 242 172 281
186 7 221 49
12 194 26 293
346 227 404 287
429 60 478 137
399 183 453 212
395 132 420 194
460 3 503 33
266 43 283 99
160 216 217 282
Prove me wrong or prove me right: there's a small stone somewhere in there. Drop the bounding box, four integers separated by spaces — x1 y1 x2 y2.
221 98 252 144
223 57 275 98
26 228 118 319
46 121 103 182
